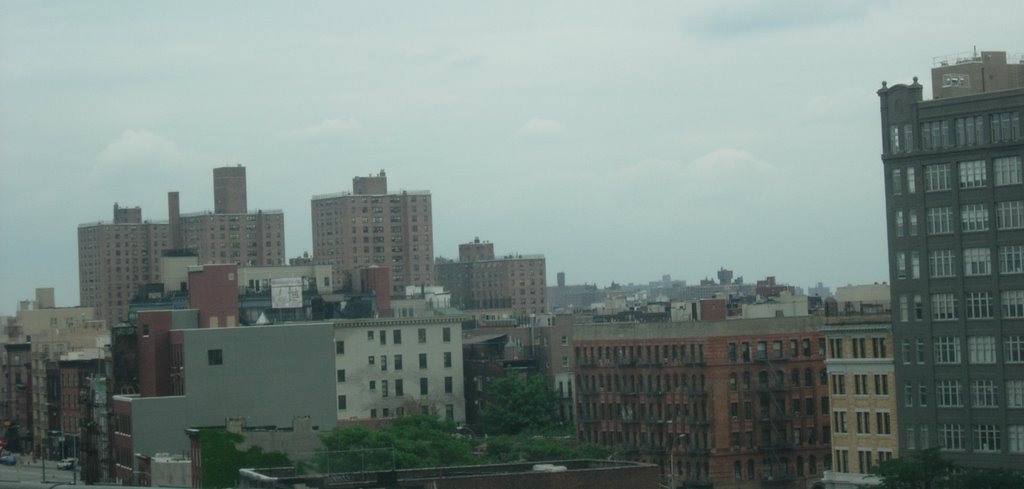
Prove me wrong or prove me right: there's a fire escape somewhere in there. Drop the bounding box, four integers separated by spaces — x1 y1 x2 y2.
756 345 795 486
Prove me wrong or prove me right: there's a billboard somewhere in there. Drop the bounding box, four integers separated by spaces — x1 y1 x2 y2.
271 278 303 309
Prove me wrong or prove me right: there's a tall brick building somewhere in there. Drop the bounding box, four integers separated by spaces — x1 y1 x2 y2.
436 238 548 318
311 171 435 295
78 166 285 326
574 316 831 489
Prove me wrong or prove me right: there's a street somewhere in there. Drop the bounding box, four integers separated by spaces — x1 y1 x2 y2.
0 457 80 484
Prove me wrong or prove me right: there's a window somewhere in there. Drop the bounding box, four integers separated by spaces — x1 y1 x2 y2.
916 339 926 363
337 395 347 410
937 380 963 407
856 411 871 433
904 383 914 407
892 168 903 194
832 374 846 395
996 201 1024 230
906 426 917 450
963 248 991 276
927 207 954 235
1008 380 1024 408
974 425 1001 452
1006 336 1024 363
911 252 920 279
380 330 386 345
874 374 889 395
971 380 998 408
901 340 910 364
955 117 985 147
929 250 956 278
445 404 454 420
907 167 916 193
921 121 946 150
1010 426 1024 453
444 352 452 368
940 424 965 450
990 111 1021 142
420 377 428 395
445 376 453 394
395 379 404 396
961 204 989 232
959 160 986 188
968 336 996 364
890 126 902 154
872 337 887 358
336 341 345 354
1003 291 1024 318
965 292 993 319
1000 245 1024 274
394 354 403 370
833 411 848 433
855 374 868 395
208 349 223 365
932 293 958 320
382 380 389 397
336 369 346 382
419 353 427 369
368 355 375 365
418 328 427 343
925 163 952 191
995 156 1023 186
393 329 402 344
367 330 374 341
442 327 451 342
369 380 376 391
895 211 905 237
934 337 961 364
919 382 928 406
914 295 923 320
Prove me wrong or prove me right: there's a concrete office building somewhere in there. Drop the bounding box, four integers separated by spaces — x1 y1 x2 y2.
878 51 1024 467
333 316 466 425
78 166 285 326
437 238 548 318
111 312 337 484
311 171 435 295
821 315 897 489
574 315 831 489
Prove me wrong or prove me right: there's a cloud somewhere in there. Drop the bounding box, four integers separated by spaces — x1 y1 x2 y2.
686 0 889 35
518 118 565 137
690 148 773 173
277 118 361 142
96 130 184 167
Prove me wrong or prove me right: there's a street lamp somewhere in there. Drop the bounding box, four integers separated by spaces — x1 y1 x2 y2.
669 433 688 489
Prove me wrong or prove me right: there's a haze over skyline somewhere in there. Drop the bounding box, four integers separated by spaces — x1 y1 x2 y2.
1 1 1021 315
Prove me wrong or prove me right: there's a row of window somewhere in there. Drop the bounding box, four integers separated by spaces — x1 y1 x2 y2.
906 423 1023 453
339 376 455 397
896 291 1024 322
892 156 1023 195
902 380 1024 409
828 373 890 396
896 246 1024 279
354 327 453 347
831 409 893 435
907 201 1024 235
901 336 1024 364
365 352 454 370
827 336 888 359
889 112 1021 154
730 456 824 481
832 448 893 475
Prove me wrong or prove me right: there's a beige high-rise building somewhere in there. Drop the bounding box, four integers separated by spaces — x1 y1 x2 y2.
78 166 285 326
311 171 434 296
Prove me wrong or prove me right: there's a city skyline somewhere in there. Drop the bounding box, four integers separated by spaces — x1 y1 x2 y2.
2 2 1022 314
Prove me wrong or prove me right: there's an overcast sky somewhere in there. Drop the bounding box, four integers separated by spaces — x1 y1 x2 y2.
0 1 1021 314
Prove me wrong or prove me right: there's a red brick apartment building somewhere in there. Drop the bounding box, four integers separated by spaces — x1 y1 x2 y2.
574 316 831 489
436 238 548 317
311 171 435 295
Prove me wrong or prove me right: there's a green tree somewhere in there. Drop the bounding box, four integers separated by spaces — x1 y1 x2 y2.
316 415 475 473
198 429 291 489
871 448 1023 489
481 373 558 435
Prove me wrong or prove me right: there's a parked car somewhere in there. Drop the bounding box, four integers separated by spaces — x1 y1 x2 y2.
57 457 77 470
0 454 16 466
